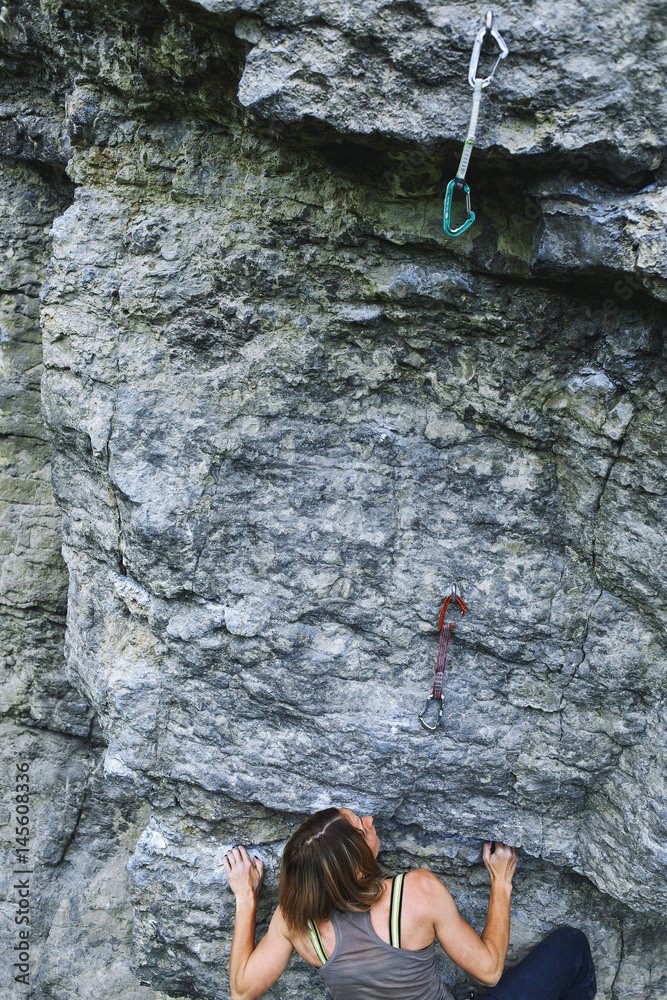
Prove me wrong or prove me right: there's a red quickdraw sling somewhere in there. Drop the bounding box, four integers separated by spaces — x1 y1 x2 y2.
419 584 466 731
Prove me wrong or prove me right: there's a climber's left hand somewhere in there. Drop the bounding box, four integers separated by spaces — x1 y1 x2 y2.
224 845 265 902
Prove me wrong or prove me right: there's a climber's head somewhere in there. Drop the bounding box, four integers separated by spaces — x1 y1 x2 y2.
341 809 381 858
279 807 385 931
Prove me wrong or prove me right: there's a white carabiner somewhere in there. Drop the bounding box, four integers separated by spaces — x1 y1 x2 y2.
468 9 508 89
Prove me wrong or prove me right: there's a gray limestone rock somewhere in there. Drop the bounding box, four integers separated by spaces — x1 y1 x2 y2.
529 175 667 302
41 117 667 993
197 0 667 179
1 1 667 999
0 157 171 1000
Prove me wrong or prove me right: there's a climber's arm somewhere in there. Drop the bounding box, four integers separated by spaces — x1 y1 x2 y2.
421 841 518 987
224 847 293 1000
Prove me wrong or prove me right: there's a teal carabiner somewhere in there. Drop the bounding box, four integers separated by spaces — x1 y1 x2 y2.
443 178 475 237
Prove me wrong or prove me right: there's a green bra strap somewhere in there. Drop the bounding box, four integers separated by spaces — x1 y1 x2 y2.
389 873 405 948
308 918 329 964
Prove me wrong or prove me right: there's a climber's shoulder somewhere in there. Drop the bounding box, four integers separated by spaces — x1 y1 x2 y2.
397 870 461 949
403 868 458 914
404 867 449 891
269 904 293 940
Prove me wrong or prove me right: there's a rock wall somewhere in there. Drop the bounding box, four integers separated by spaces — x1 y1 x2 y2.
0 150 166 1000
1 1 667 998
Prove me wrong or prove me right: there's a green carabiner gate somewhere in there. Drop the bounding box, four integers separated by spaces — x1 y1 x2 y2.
443 178 475 237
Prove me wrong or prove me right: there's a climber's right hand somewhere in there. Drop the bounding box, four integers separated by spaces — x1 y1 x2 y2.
224 844 265 902
483 841 518 886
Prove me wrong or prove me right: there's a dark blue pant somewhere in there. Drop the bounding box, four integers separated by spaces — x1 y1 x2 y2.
483 926 596 1000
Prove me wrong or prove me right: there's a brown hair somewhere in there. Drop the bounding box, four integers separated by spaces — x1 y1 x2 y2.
279 808 387 932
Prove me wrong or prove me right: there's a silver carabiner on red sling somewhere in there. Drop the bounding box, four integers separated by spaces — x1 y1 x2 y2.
419 585 467 731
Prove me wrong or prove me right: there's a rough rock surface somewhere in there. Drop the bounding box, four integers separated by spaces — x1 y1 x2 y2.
199 0 667 178
1 1 667 998
0 155 174 1000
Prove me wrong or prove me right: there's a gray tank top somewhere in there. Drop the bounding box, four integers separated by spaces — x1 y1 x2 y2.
310 880 453 1000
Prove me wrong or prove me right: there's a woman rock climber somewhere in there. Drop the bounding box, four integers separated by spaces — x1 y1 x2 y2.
223 807 596 1000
